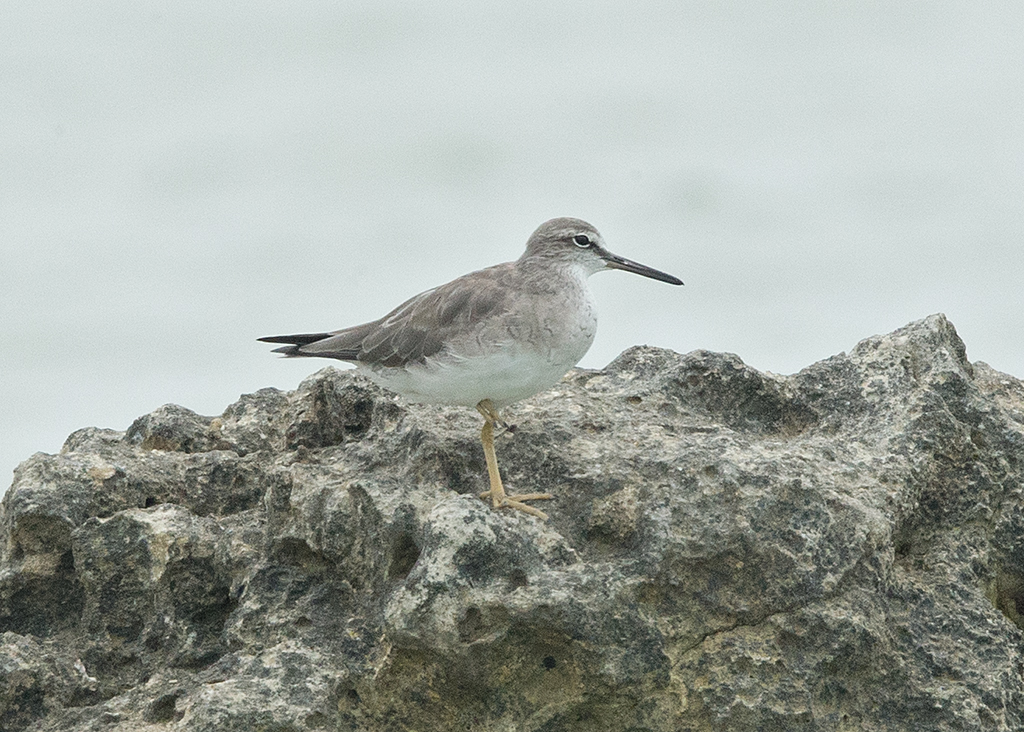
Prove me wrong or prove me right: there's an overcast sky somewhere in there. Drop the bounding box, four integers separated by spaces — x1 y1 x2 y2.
3 1 1023 488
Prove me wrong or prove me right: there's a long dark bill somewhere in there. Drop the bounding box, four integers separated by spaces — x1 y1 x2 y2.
602 252 683 286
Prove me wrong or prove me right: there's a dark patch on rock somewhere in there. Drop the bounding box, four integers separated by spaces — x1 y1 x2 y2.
143 691 184 723
386 532 420 580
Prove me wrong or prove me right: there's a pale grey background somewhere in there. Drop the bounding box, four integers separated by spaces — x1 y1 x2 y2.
3 2 1023 489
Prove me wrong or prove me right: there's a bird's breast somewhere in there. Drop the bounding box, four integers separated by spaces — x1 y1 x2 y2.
532 281 597 369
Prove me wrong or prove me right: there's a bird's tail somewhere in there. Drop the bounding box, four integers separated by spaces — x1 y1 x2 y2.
257 333 333 356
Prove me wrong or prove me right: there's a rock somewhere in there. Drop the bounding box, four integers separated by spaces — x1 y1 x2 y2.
1 314 1023 731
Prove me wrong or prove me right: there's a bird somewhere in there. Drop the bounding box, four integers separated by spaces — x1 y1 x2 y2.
260 217 683 519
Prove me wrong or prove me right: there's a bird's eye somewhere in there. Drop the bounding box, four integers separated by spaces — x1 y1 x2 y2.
572 234 592 248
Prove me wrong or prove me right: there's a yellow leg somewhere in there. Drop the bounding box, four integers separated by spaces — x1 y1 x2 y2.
476 400 553 520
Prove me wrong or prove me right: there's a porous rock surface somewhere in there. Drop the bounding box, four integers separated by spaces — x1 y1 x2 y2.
2 314 1024 731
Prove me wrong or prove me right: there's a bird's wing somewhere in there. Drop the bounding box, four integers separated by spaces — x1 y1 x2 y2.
264 263 514 367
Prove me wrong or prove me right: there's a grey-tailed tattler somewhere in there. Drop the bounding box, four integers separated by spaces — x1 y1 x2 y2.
260 217 683 519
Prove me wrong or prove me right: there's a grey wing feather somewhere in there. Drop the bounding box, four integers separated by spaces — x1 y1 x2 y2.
280 264 513 367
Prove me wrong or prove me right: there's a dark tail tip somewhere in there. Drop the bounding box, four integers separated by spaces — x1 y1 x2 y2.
258 332 332 357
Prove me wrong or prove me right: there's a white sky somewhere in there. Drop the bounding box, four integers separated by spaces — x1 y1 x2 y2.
3 1 1023 487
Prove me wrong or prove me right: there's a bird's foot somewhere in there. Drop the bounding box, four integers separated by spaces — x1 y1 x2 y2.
478 490 553 520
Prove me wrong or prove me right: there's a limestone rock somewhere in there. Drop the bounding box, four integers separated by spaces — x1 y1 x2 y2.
1 314 1023 731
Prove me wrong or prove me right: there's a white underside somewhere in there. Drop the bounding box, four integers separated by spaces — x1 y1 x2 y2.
359 342 590 409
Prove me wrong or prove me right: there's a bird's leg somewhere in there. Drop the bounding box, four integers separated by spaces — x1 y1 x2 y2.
476 399 552 519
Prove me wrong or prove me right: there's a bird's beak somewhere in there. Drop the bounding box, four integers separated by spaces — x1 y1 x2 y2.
601 251 684 286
